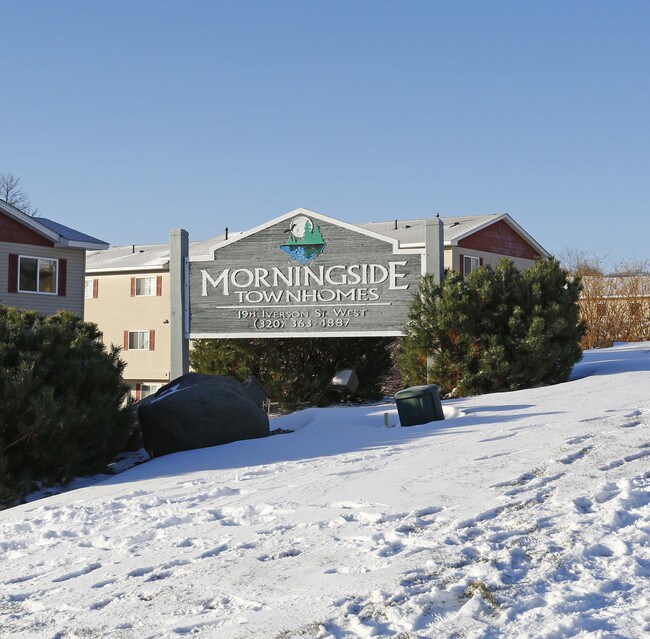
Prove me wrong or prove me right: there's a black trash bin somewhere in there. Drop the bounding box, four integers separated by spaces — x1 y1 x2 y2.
394 384 445 426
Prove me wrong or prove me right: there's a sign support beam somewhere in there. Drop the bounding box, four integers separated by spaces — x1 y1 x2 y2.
425 215 444 382
170 228 190 380
425 214 444 284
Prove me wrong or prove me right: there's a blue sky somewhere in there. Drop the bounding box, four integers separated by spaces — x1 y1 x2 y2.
2 1 648 269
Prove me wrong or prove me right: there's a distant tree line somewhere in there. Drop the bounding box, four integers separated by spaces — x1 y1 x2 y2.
561 251 650 348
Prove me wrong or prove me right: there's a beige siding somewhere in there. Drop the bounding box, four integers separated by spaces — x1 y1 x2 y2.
444 247 453 271
0 242 86 316
448 247 538 273
84 272 171 388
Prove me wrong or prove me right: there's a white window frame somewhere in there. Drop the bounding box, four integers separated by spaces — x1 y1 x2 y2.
85 278 94 299
140 383 161 399
128 330 150 350
135 276 157 296
463 255 481 276
18 255 59 295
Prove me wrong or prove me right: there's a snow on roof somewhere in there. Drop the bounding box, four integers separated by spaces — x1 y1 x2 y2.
86 232 239 273
358 214 501 245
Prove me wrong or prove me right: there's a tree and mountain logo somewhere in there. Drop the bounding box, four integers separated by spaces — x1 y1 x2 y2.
279 215 327 264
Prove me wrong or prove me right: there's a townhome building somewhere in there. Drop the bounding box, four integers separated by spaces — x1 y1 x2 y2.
1 198 108 317
361 212 546 275
85 209 549 401
85 235 227 400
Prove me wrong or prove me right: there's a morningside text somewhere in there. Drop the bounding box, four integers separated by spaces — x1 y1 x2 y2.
200 262 410 304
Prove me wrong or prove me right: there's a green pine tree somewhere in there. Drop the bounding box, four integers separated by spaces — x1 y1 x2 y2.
0 306 132 509
399 258 585 397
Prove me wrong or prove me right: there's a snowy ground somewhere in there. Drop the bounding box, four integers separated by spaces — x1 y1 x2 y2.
1 344 649 639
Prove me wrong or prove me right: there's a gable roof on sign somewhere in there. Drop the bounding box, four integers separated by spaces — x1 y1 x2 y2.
0 198 109 250
360 213 550 257
207 207 416 258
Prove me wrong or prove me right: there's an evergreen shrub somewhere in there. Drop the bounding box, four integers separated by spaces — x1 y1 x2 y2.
190 336 395 408
399 258 586 396
0 306 132 508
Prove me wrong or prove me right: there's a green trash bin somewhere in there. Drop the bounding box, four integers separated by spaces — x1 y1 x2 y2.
394 384 445 426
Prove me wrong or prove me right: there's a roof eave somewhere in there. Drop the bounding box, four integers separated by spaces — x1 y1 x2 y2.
65 239 111 251
86 263 169 274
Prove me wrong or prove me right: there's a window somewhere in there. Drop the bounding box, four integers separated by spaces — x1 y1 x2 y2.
136 276 156 296
128 330 150 350
139 384 160 399
133 276 160 296
18 256 58 294
124 329 155 351
133 383 161 401
463 255 481 276
85 278 98 299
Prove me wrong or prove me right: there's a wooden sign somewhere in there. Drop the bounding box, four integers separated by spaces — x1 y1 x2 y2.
189 209 424 338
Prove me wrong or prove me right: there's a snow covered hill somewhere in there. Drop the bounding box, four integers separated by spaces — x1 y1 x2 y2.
1 343 649 638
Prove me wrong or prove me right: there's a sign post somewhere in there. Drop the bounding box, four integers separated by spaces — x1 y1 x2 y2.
170 228 190 379
425 214 444 285
425 214 444 382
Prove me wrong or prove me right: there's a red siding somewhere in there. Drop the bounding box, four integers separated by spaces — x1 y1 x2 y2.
458 220 541 260
0 211 55 247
